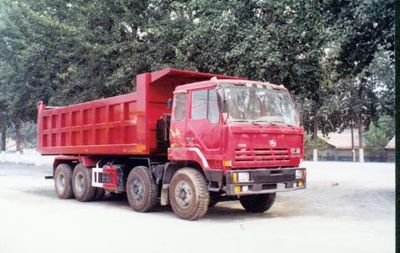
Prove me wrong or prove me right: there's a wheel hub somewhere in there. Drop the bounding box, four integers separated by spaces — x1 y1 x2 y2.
175 180 193 209
75 173 85 193
131 178 144 201
56 173 65 191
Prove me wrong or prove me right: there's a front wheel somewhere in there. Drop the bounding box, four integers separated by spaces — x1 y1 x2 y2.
239 193 276 213
169 168 209 220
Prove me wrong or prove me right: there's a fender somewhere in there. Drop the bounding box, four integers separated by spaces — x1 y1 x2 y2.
53 156 98 173
187 147 210 169
168 147 210 170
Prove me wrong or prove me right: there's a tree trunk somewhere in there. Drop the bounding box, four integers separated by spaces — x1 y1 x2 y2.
357 117 364 162
350 122 355 162
14 120 22 152
0 126 6 151
313 117 318 161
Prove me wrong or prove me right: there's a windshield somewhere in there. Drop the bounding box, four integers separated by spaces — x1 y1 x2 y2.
221 85 299 126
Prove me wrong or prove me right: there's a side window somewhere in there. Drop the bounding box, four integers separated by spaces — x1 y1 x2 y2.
191 89 220 124
173 93 187 121
208 90 219 124
191 90 208 119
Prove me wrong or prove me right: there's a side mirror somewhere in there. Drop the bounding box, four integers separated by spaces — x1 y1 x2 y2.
167 98 173 110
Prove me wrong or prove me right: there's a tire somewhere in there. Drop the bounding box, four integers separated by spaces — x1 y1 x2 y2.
126 166 158 212
169 168 210 220
239 193 276 213
72 163 96 202
54 163 74 199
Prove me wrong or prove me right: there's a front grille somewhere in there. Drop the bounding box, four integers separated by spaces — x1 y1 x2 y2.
234 148 290 163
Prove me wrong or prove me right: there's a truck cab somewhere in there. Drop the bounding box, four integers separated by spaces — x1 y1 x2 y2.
164 79 305 210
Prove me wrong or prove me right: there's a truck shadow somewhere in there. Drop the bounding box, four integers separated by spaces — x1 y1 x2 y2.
204 205 276 221
25 188 278 221
22 185 395 222
97 195 280 221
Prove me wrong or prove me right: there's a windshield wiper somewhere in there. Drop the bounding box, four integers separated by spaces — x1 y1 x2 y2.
250 120 264 125
230 119 249 122
251 120 296 127
270 120 297 127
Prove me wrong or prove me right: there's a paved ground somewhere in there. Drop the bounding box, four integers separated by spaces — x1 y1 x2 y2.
0 161 395 253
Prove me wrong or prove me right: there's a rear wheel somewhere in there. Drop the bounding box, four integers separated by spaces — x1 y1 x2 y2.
169 168 209 220
126 166 158 212
239 193 276 213
72 164 96 202
54 163 74 199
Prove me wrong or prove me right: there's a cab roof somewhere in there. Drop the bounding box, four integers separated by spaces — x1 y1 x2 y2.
174 78 287 93
147 68 286 93
150 68 243 85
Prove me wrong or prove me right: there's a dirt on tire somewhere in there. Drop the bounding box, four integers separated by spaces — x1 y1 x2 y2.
126 166 158 212
169 168 210 220
54 163 74 199
72 163 96 202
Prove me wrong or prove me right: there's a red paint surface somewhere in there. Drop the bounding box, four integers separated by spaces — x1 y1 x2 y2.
102 166 118 191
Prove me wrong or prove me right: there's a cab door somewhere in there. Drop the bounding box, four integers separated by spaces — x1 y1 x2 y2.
186 89 221 152
169 92 188 148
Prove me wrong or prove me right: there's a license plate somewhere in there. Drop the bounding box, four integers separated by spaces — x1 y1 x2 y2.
277 183 286 190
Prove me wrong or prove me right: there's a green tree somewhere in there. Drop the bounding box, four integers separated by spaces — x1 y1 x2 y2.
329 0 394 161
0 0 89 149
0 99 10 151
0 0 395 155
6 121 37 149
364 115 394 154
366 49 395 116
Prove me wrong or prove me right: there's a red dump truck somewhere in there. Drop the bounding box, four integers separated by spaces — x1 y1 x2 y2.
37 68 306 220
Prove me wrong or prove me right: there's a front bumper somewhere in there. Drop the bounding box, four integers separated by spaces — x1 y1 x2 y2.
224 167 306 196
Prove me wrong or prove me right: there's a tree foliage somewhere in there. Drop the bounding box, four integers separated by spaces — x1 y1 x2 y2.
0 0 395 150
364 115 395 154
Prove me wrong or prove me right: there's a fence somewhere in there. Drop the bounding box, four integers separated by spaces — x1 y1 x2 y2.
304 149 394 162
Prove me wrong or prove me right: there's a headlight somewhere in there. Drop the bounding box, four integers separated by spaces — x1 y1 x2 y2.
295 170 305 179
238 172 250 182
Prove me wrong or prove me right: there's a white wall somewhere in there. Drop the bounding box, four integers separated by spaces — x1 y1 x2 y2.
0 149 54 166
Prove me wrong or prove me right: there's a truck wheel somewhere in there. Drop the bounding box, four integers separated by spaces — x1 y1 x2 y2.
169 168 209 220
126 166 158 212
54 163 74 199
239 193 276 213
72 164 96 202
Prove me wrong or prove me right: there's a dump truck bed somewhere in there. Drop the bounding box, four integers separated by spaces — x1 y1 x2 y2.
37 92 147 155
37 68 241 156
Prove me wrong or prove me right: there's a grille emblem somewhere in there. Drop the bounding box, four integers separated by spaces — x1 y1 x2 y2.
269 139 277 147
237 143 247 148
